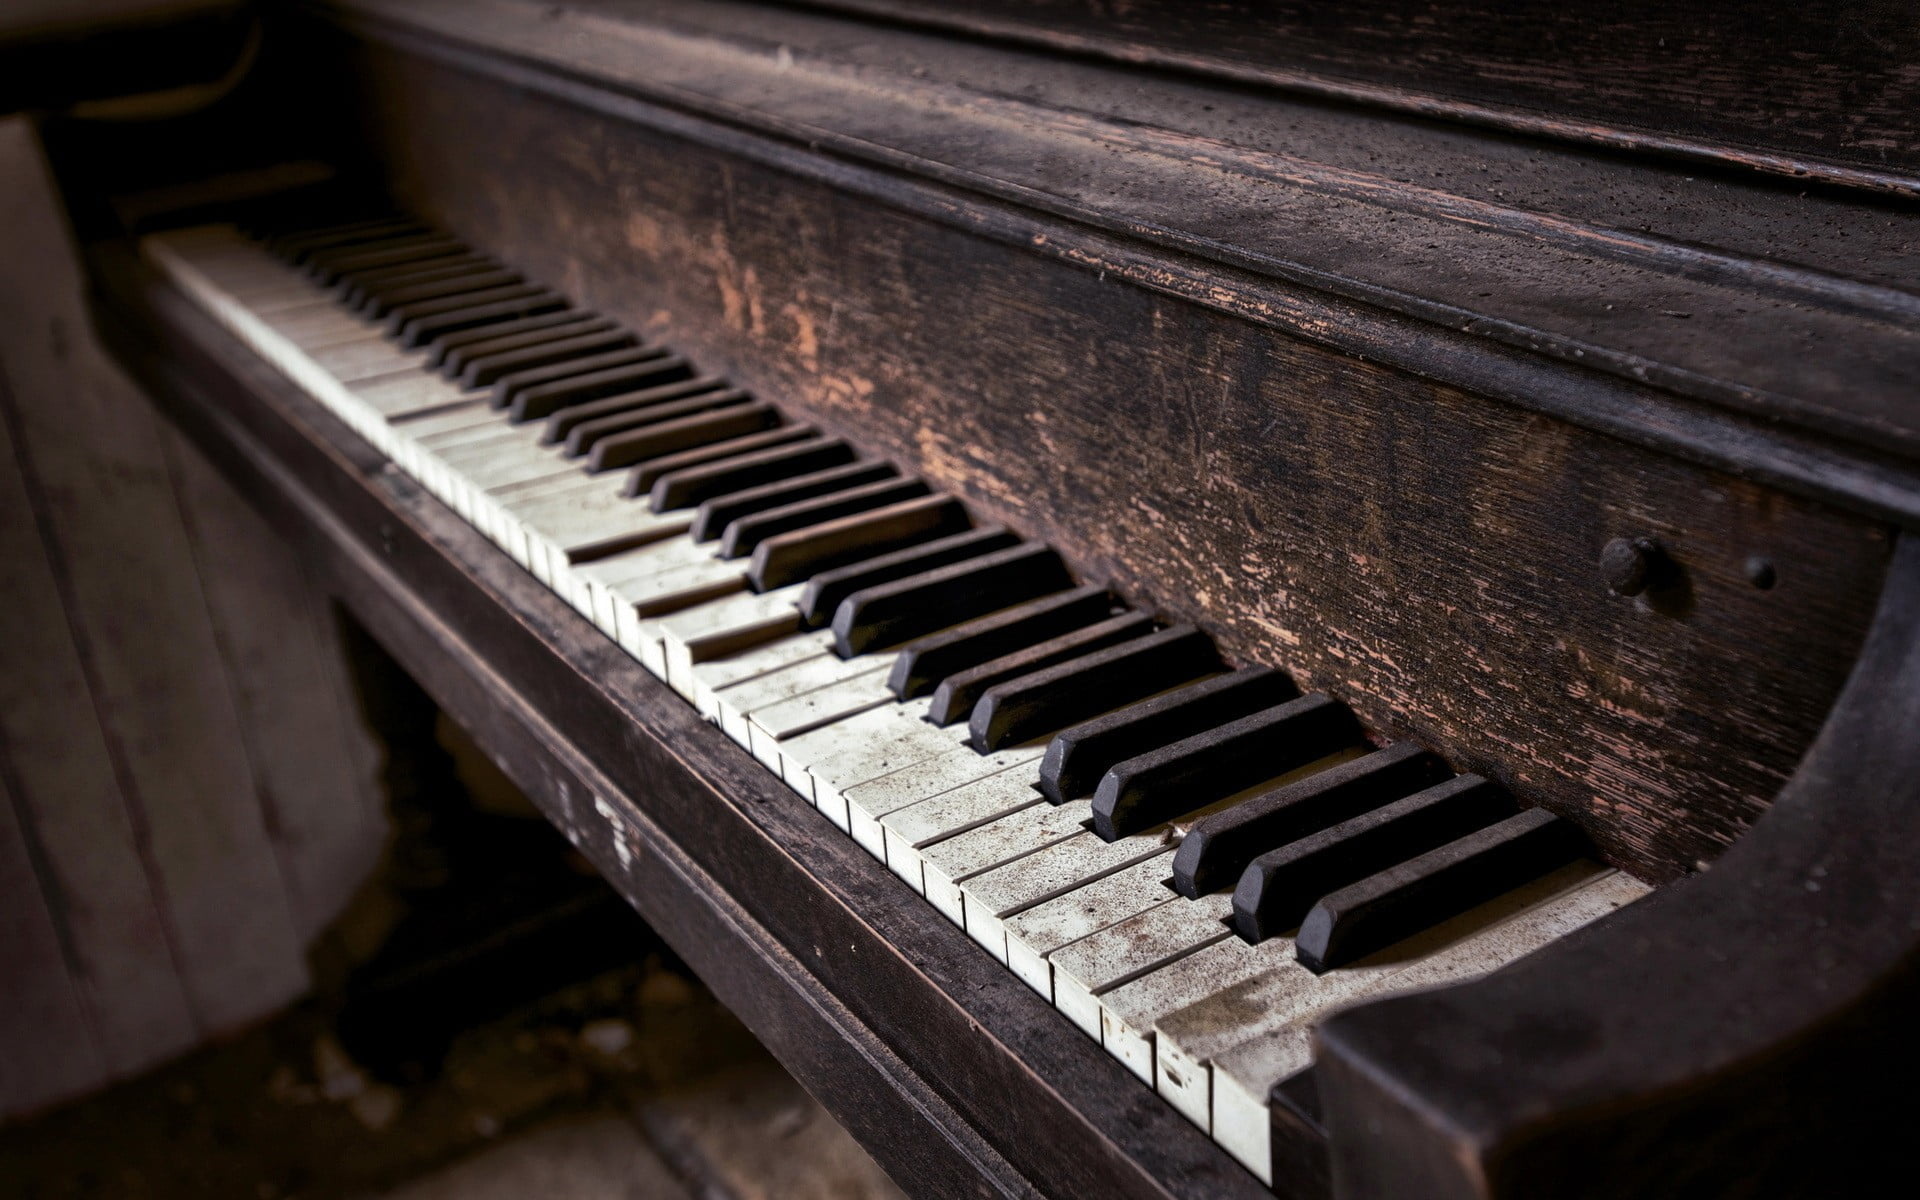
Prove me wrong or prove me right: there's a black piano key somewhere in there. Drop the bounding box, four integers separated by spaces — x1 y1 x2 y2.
1091 693 1361 840
396 289 567 347
429 311 599 371
887 585 1114 700
387 283 551 338
833 541 1074 658
270 218 422 262
357 267 521 319
586 401 777 471
802 525 1022 629
719 477 931 558
640 433 849 505
1172 741 1452 900
1293 807 1588 973
505 353 695 422
749 494 970 592
547 377 731 447
691 461 896 543
310 235 466 285
1231 774 1513 942
1037 667 1299 805
342 255 496 309
459 328 641 389
928 612 1156 726
968 625 1220 752
286 225 433 268
564 387 749 456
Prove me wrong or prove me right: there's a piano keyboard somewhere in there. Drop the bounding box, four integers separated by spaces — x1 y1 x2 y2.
143 215 1651 1187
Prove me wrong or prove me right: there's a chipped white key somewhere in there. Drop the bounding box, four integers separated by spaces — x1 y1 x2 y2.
1049 894 1235 1038
840 744 1040 859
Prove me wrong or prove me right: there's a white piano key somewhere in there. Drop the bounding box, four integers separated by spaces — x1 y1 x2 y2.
1002 849 1179 1000
910 795 1088 922
1097 926 1299 1084
710 652 895 748
657 585 806 693
686 630 836 715
1152 863 1644 1136
1048 895 1235 1038
879 767 1048 893
742 671 895 773
961 822 1179 964
306 335 425 384
784 705 972 825
841 743 1041 859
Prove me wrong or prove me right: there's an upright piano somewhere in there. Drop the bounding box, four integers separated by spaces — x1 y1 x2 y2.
27 1 1920 1195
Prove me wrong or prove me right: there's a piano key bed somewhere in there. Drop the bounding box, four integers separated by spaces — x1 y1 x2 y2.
143 217 1649 1189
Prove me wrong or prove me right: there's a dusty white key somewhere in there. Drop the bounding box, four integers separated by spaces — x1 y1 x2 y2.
906 795 1088 920
843 743 1041 860
798 706 974 820
516 477 693 585
711 652 895 747
350 368 473 428
962 821 1180 965
616 555 749 616
1049 894 1235 1038
882 768 1053 895
657 586 806 692
1155 864 1646 1138
1003 850 1180 999
268 303 380 350
1097 925 1299 1083
742 671 895 773
388 399 498 493
307 335 424 384
686 630 835 714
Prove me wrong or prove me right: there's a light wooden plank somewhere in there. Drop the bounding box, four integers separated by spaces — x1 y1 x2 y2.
0 766 107 1115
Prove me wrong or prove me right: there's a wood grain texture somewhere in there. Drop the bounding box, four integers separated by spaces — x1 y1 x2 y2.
794 0 1920 192
0 122 384 1116
345 53 1889 882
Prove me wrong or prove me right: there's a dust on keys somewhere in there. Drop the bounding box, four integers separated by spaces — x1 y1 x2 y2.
145 216 1651 1190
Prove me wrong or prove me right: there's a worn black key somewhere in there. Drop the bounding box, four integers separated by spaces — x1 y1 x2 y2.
1038 667 1298 805
887 585 1115 700
342 255 496 309
547 377 730 447
271 218 422 262
505 352 692 422
587 401 777 471
387 283 550 338
310 235 465 285
1293 807 1587 973
1091 693 1360 840
1231 774 1512 941
969 625 1220 752
641 432 847 505
397 289 566 346
442 317 615 380
691 461 895 542
833 541 1073 659
358 267 521 319
802 525 1021 629
749 494 969 592
719 477 930 558
1173 741 1450 900
429 311 597 371
562 384 742 454
460 327 640 389
929 612 1156 726
281 224 428 267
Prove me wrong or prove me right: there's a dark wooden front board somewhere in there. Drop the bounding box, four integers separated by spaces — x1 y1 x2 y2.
327 44 1890 882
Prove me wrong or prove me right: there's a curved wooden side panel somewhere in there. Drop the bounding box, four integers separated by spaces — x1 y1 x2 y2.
1314 532 1920 1198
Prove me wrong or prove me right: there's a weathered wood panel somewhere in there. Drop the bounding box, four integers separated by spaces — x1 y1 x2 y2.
0 770 107 1115
0 119 384 1117
354 52 1889 882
